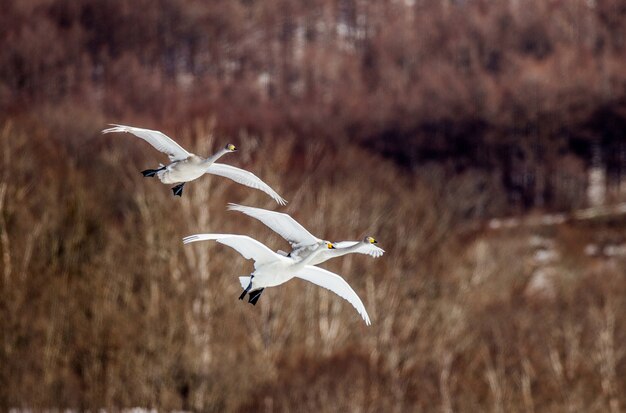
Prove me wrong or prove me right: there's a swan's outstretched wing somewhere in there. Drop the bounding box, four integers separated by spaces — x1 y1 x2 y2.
331 241 386 258
206 164 287 205
227 204 319 247
183 233 281 269
102 124 191 162
294 266 371 325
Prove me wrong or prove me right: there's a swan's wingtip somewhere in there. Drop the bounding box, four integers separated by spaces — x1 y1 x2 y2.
101 124 127 134
226 202 243 211
370 247 385 258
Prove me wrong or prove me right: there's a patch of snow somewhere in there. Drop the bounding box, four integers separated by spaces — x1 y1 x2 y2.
525 268 556 300
603 244 626 257
533 249 559 264
584 244 599 256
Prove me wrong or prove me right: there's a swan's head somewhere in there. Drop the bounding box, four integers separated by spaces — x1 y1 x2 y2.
225 143 237 152
364 236 378 244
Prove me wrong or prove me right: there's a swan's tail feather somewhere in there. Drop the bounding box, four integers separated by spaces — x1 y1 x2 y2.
239 276 253 301
239 276 251 289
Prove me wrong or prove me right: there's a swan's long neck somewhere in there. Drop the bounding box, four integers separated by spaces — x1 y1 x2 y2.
292 245 328 269
329 241 366 258
202 148 229 167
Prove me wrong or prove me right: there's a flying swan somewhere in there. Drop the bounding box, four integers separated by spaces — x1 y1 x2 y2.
227 203 384 264
183 234 371 325
102 124 286 203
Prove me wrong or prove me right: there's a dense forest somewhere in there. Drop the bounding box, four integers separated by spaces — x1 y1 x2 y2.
2 0 626 210
1 1 625 412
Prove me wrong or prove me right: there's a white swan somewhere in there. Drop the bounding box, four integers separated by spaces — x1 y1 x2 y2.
183 234 371 325
227 203 384 264
102 124 286 203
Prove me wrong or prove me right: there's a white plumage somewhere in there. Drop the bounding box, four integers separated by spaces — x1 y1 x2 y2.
206 164 285 206
183 233 371 325
227 203 384 264
102 124 286 204
102 124 191 162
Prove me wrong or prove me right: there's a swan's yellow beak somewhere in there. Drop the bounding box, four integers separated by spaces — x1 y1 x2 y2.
327 242 335 249
367 236 377 244
227 143 237 151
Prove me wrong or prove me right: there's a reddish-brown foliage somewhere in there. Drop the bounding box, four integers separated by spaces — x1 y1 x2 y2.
1 1 625 411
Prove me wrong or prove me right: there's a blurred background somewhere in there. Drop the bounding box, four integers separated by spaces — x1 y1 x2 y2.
1 0 625 411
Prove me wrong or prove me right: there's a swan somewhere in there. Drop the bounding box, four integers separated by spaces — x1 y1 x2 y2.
182 234 371 325
226 203 384 264
102 124 286 204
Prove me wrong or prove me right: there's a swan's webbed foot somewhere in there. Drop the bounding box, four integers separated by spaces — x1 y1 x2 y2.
141 166 165 177
172 183 185 197
248 288 264 305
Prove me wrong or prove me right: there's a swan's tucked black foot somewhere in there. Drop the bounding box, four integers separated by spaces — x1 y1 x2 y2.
172 183 185 197
141 166 165 177
248 288 264 305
